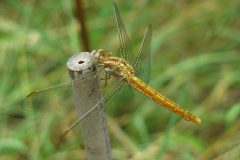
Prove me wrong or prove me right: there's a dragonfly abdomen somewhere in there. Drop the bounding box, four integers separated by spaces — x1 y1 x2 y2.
127 75 201 124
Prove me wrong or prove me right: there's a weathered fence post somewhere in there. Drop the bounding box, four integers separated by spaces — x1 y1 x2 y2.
67 52 112 160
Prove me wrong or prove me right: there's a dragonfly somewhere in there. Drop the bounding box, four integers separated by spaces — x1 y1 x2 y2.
27 3 201 134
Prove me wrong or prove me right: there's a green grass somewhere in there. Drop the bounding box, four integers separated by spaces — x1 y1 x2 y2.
1 0 240 159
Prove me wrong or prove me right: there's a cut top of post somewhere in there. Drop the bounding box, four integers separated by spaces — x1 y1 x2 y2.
67 52 97 79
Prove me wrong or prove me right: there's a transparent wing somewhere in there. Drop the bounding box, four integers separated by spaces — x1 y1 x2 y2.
113 2 134 64
62 81 125 136
133 25 152 84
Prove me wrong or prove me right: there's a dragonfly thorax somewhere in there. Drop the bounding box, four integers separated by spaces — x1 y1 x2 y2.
93 50 135 79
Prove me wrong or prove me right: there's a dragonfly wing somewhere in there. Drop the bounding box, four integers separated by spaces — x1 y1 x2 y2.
63 81 125 136
134 25 152 84
113 3 134 64
103 81 125 105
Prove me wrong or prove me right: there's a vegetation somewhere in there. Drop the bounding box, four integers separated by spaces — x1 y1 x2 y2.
0 0 239 159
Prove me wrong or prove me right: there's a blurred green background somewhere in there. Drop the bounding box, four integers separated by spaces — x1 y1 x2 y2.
1 0 240 159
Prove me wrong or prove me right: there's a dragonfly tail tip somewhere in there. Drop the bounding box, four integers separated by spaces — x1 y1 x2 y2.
195 117 202 125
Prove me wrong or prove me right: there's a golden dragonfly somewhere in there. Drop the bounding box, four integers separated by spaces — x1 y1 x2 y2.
27 3 201 132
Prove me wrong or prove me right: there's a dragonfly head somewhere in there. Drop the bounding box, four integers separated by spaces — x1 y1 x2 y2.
91 50 99 63
91 49 111 64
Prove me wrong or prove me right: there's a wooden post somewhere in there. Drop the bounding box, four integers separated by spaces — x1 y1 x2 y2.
67 52 112 160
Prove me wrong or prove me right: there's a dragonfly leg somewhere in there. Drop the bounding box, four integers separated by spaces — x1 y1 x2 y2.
103 73 111 87
99 72 111 87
